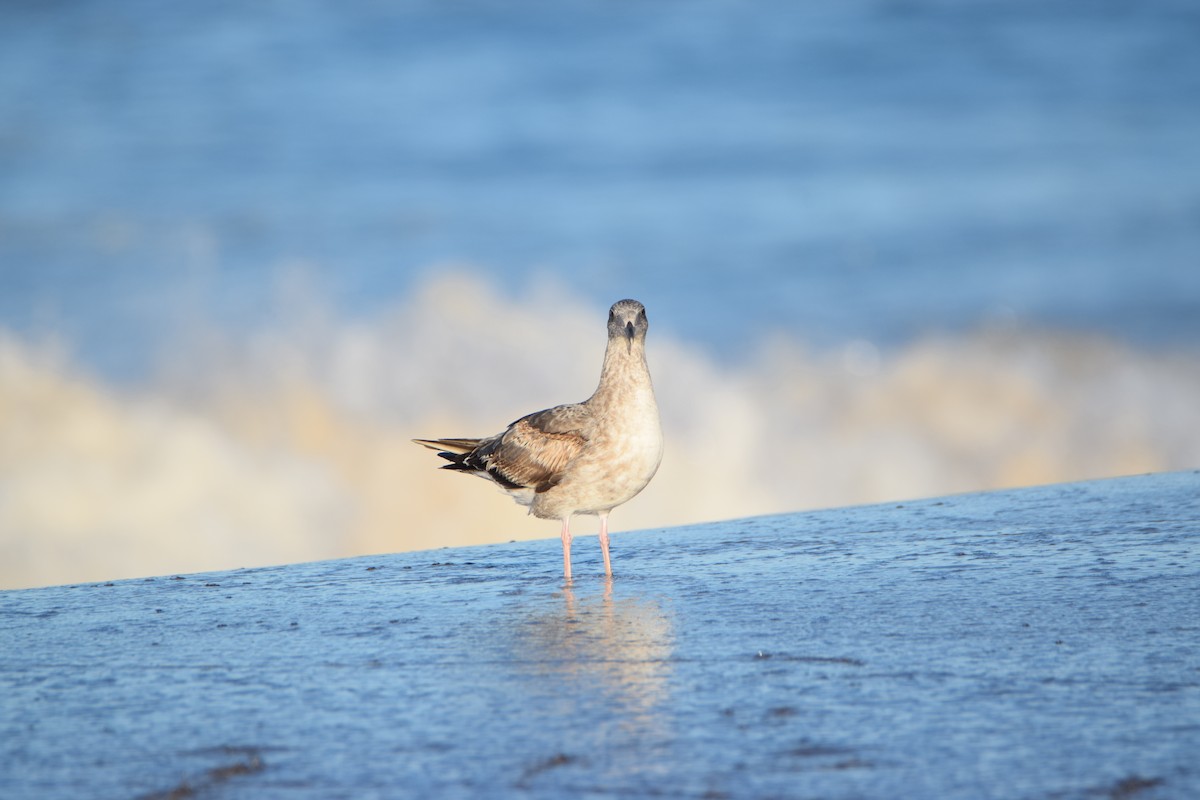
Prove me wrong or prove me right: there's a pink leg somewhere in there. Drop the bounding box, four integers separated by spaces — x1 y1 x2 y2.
560 517 573 582
599 512 612 578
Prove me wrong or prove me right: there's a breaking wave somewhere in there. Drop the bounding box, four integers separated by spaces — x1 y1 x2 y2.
3 270 1198 589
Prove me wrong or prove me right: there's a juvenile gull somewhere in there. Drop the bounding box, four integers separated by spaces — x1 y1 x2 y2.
413 299 663 581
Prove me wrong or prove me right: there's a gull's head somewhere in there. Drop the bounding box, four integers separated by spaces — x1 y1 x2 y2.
608 299 649 343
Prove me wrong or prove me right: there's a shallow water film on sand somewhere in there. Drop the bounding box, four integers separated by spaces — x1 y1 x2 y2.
2 475 1197 797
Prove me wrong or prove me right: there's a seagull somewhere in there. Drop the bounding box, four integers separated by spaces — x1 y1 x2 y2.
413 299 663 581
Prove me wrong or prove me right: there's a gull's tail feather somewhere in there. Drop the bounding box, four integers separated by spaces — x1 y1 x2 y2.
413 437 505 482
412 437 480 456
412 437 490 473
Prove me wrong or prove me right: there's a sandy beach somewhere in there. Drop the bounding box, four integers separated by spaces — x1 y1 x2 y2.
2 471 1196 798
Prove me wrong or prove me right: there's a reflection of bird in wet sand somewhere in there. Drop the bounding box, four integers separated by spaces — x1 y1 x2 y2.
414 299 663 581
520 585 675 737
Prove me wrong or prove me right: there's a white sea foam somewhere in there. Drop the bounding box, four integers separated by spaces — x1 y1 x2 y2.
2 269 1197 589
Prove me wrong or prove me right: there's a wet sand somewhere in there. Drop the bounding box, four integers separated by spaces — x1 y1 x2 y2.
1 472 1197 798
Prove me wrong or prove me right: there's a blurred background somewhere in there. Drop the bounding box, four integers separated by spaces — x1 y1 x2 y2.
2 0 1198 589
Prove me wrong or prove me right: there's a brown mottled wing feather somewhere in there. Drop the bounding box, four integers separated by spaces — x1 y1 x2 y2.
488 405 589 492
413 405 589 492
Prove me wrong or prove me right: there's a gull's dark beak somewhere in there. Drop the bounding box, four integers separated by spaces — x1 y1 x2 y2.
625 321 635 340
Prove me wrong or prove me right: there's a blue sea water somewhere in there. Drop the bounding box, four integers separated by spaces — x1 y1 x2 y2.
2 0 1199 377
2 1 1200 588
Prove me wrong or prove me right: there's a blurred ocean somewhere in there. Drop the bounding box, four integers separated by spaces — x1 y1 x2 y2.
2 1 1199 588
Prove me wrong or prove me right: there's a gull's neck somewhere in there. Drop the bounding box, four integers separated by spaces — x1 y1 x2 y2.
590 336 653 408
